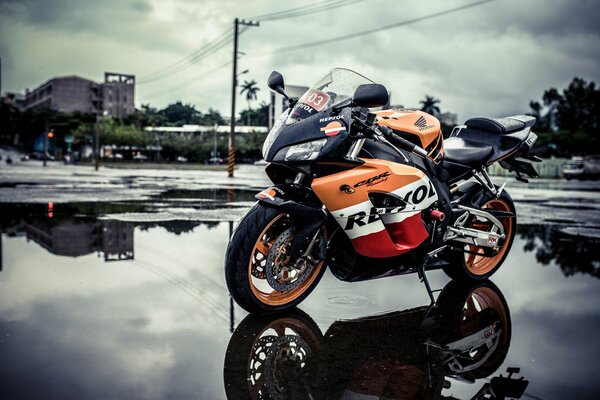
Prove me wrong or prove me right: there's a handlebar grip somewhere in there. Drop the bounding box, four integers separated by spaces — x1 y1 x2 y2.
378 126 416 152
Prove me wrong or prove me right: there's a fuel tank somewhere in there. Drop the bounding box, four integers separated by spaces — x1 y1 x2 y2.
376 109 444 164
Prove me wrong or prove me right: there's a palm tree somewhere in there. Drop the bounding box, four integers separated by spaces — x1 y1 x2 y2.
419 95 441 116
240 80 260 125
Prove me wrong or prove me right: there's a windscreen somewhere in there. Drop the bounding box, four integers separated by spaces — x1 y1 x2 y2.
285 68 374 125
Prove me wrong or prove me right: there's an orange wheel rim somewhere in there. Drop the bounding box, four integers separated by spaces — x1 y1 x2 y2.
459 286 510 362
248 213 325 306
464 199 513 276
245 317 320 400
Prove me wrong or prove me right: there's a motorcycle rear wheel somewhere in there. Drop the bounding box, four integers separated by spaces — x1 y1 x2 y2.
225 203 327 314
443 190 516 281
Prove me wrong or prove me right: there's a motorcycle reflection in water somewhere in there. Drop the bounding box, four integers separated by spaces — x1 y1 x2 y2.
223 280 529 400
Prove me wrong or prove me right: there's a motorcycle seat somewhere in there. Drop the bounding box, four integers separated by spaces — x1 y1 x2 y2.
464 115 535 134
443 137 493 166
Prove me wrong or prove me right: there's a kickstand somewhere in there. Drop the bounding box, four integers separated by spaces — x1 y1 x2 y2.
417 262 436 305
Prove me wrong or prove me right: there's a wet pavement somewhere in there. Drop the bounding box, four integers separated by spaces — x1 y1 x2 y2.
0 162 599 399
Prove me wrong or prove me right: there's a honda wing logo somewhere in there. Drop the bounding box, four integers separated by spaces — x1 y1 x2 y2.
414 116 435 131
414 116 427 128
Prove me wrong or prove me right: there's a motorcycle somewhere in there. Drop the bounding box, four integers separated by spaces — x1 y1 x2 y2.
223 280 529 399
225 68 540 313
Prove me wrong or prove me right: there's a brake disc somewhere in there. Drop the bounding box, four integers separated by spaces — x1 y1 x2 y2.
265 227 316 292
251 249 267 279
262 335 312 400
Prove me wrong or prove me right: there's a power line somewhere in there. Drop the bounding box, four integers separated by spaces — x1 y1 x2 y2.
247 0 366 21
143 61 232 100
137 28 233 84
137 1 370 84
251 0 496 56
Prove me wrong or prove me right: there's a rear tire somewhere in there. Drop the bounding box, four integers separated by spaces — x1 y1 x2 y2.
443 189 516 281
225 203 327 314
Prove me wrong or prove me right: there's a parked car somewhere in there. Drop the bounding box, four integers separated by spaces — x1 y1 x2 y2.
133 154 148 162
176 156 188 163
563 156 600 180
206 157 224 165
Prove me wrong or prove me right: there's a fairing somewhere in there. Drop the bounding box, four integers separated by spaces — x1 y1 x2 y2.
311 159 438 258
263 68 374 163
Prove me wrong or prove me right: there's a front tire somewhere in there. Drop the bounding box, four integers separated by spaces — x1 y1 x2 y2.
225 203 327 314
443 190 516 281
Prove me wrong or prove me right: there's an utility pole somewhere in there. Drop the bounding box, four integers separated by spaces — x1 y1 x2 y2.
43 128 48 167
228 18 259 177
95 113 100 171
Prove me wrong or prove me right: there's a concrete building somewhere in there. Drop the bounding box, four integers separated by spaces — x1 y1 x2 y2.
22 72 135 117
1 91 26 110
145 124 268 140
102 72 135 118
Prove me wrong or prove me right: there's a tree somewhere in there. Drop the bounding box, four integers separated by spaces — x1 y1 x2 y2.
419 95 441 115
528 77 600 155
238 101 269 127
240 80 260 125
159 101 201 126
123 104 167 127
199 108 225 126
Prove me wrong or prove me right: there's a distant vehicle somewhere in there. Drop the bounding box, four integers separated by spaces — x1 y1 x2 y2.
5 156 12 164
176 156 188 163
106 153 124 160
31 152 55 161
563 156 600 180
206 157 224 165
132 154 148 162
21 154 30 161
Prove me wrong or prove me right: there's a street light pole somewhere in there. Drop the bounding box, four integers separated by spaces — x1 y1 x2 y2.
228 18 259 178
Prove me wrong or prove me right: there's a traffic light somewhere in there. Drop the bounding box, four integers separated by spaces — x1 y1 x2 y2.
47 130 54 138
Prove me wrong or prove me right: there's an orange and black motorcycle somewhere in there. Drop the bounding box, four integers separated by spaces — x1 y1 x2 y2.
225 68 540 313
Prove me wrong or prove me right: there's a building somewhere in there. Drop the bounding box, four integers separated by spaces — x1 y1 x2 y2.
102 72 135 118
21 72 135 117
1 91 26 110
20 218 134 260
145 124 268 140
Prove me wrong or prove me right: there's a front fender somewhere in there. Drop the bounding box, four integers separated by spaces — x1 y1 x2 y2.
255 185 327 258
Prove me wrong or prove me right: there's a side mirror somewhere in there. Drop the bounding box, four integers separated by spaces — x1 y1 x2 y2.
267 71 287 98
352 83 389 108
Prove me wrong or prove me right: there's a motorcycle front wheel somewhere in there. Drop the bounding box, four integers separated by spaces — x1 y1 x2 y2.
225 203 327 314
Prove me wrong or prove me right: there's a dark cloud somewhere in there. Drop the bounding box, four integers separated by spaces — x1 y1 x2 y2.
1 0 599 120
0 0 153 32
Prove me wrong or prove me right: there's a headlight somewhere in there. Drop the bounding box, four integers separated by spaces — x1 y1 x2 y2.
273 139 327 161
262 109 290 159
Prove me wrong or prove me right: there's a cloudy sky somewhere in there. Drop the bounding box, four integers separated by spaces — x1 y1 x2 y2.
1 0 599 121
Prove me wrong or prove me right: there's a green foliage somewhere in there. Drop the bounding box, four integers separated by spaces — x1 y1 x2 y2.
529 77 600 155
98 118 153 146
0 97 263 161
238 102 269 126
200 108 225 126
159 101 202 126
236 130 268 160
